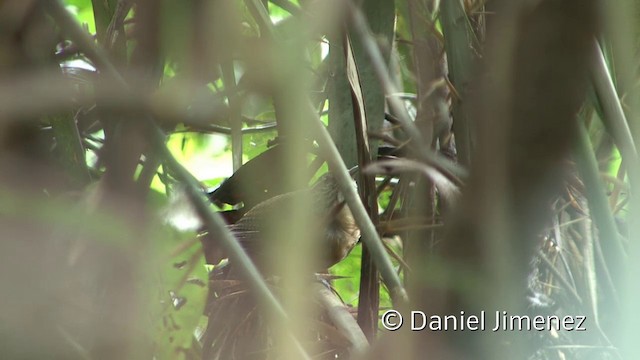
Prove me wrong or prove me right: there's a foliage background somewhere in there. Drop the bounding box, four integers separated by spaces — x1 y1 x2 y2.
0 0 638 359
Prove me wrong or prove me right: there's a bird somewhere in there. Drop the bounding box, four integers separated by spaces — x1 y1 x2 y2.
203 173 360 359
227 172 361 273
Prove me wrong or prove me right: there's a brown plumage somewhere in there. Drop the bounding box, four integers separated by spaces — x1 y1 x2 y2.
229 173 360 272
203 173 360 359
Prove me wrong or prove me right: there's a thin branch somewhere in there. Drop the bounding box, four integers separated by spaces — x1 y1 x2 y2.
313 282 368 355
41 2 310 359
575 121 624 306
307 100 409 305
591 39 639 183
221 61 243 171
347 3 467 182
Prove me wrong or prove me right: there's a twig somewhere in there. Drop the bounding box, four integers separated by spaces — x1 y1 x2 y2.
347 2 467 182
41 2 310 359
307 100 409 305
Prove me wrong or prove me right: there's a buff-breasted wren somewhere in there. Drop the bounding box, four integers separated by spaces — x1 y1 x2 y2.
228 172 360 272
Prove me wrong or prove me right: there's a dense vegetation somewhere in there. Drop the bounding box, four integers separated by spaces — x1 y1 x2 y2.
0 0 638 359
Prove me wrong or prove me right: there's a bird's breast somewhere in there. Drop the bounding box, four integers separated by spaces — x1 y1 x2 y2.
325 206 360 266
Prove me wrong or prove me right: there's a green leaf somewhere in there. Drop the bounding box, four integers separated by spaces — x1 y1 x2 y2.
152 227 208 360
